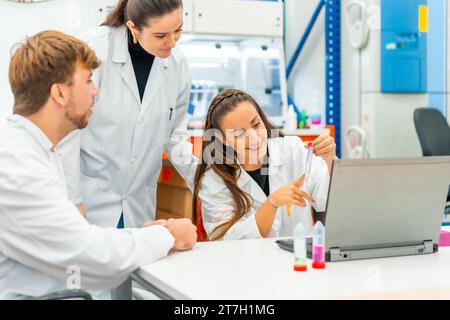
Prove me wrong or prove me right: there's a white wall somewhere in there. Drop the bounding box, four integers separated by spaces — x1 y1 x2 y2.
0 0 115 123
340 0 363 158
284 0 362 158
284 0 325 127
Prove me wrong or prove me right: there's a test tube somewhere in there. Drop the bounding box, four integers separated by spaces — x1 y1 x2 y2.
294 223 308 272
304 142 313 181
312 221 326 269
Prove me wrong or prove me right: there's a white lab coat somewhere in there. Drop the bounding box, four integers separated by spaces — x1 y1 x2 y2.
199 136 330 240
0 115 175 299
63 26 197 228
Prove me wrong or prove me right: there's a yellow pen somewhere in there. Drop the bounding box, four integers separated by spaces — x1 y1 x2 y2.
286 205 292 217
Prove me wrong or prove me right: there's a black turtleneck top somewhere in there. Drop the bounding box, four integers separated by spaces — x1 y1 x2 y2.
246 164 270 197
245 151 270 197
128 31 155 102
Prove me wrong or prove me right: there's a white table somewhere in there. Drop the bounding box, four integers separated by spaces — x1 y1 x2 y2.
134 227 450 300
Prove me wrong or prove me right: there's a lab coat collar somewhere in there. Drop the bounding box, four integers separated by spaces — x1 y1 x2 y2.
112 26 170 109
268 137 285 167
111 27 140 104
120 58 141 106
237 167 252 189
111 26 172 68
7 115 53 152
236 138 285 188
141 58 169 109
237 169 268 206
112 26 128 64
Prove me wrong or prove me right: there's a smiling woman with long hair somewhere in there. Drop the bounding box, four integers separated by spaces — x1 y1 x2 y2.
193 89 336 241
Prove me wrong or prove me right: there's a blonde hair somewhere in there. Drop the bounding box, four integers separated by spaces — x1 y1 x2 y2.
9 30 101 117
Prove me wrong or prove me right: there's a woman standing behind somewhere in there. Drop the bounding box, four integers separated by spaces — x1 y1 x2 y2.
64 0 197 228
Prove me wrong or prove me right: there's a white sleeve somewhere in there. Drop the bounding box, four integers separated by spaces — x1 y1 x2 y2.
165 57 198 191
199 171 266 241
57 130 82 204
0 145 174 291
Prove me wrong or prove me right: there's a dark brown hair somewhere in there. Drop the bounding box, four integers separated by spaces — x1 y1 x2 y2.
102 0 183 30
193 89 281 241
9 30 100 117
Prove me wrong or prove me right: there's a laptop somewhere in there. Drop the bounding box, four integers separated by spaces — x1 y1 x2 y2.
276 157 450 262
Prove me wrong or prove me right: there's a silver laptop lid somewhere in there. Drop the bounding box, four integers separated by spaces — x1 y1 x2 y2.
325 157 450 251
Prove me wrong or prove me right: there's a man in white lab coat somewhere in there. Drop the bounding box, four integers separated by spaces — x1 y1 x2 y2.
0 30 197 299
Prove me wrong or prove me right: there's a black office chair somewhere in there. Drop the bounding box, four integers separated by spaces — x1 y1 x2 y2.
414 108 450 156
413 108 450 215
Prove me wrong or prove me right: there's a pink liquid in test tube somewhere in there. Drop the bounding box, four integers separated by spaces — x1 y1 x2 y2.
312 221 326 269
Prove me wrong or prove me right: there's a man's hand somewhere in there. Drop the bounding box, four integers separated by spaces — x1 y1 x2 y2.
142 219 167 228
164 218 197 252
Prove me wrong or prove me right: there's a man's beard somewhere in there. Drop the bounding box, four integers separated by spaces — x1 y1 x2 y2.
65 101 91 130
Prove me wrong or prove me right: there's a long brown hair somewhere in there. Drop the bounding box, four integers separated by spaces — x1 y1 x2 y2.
193 89 281 241
102 0 183 29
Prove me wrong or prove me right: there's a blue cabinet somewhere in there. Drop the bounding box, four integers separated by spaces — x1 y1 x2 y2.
381 0 428 93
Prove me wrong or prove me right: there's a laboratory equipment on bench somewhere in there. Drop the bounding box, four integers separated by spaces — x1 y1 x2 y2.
284 105 298 131
187 80 219 129
179 0 287 130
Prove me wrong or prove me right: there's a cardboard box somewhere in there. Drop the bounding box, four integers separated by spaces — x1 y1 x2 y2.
158 166 189 188
156 167 193 221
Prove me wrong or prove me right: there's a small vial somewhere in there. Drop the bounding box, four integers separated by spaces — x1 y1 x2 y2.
304 142 314 181
293 223 308 272
312 221 326 269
